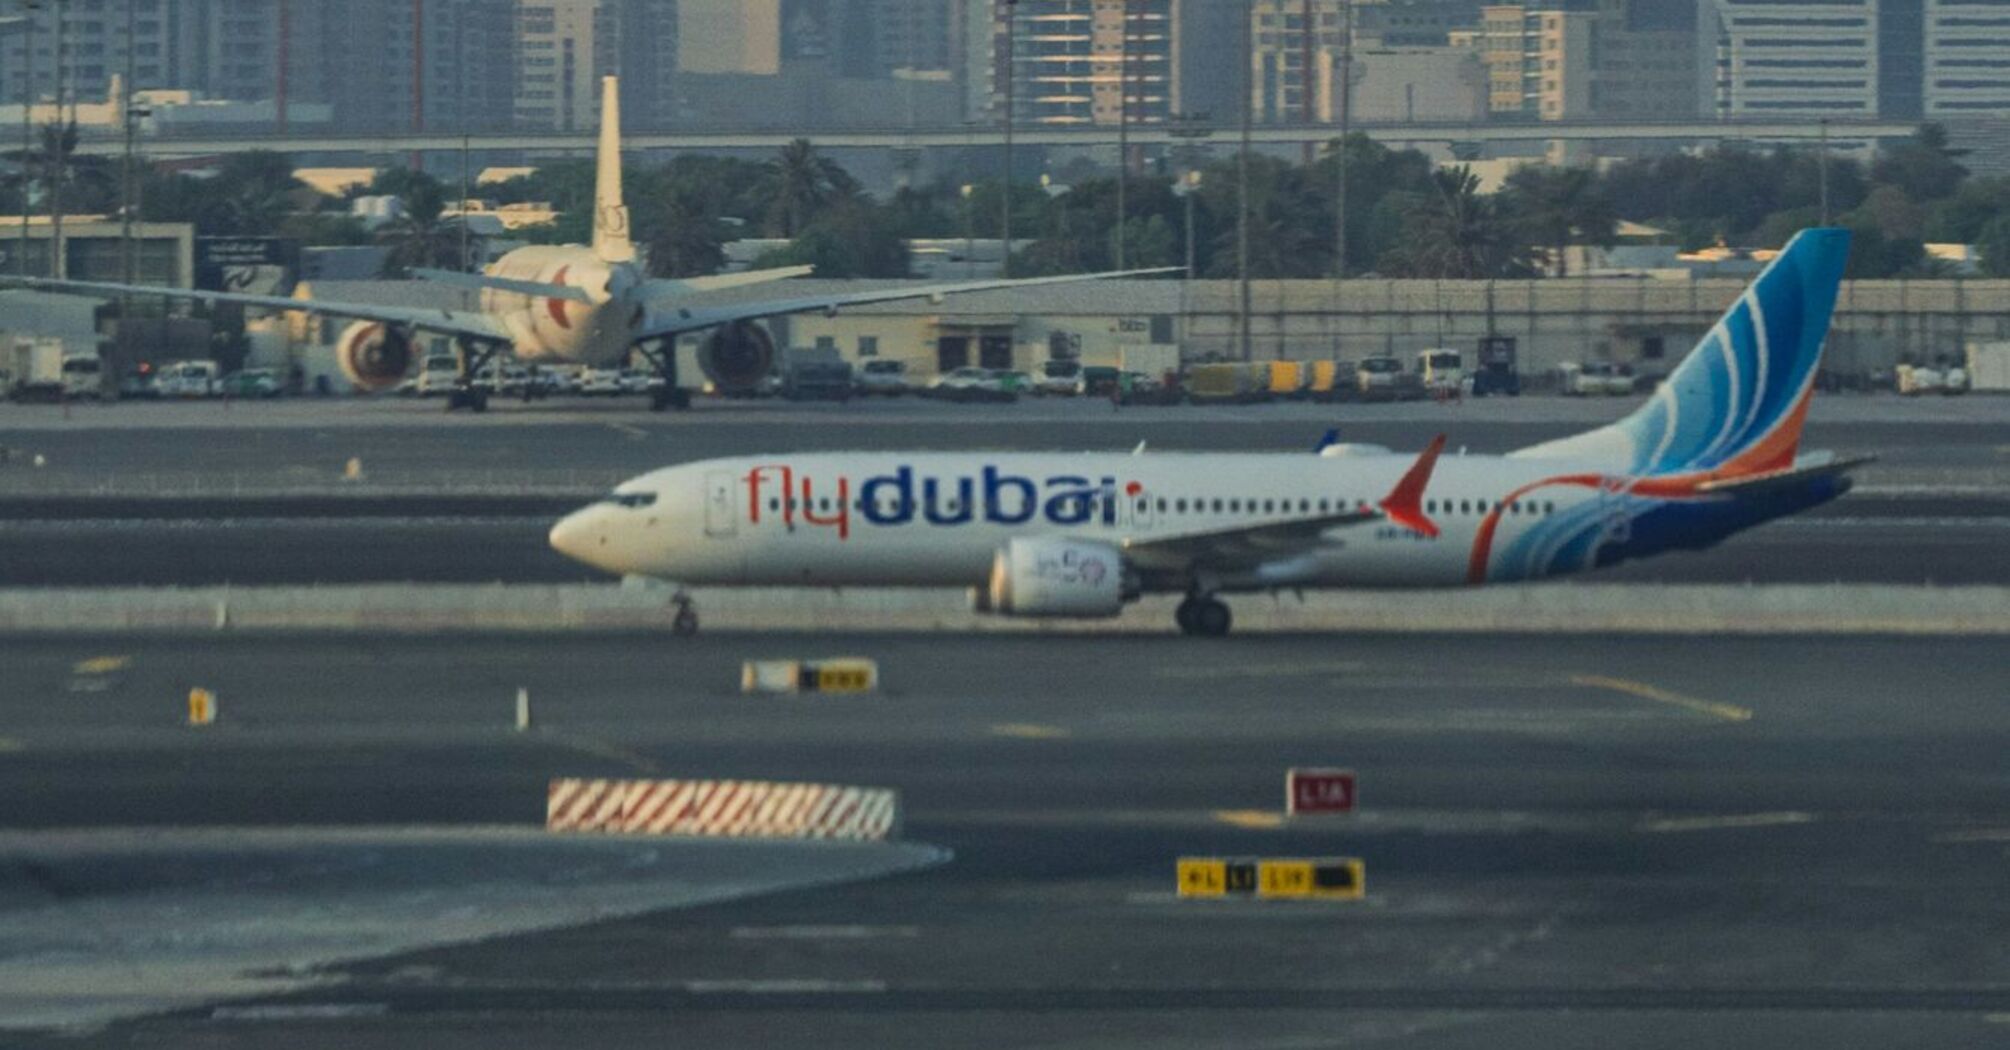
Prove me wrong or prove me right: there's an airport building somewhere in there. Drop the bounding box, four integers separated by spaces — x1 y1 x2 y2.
1926 0 2010 118
1709 0 1883 118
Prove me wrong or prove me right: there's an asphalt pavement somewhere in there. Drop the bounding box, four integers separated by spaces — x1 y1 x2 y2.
3 632 2007 1047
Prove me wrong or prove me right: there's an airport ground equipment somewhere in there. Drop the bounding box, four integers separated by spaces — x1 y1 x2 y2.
1470 336 1521 397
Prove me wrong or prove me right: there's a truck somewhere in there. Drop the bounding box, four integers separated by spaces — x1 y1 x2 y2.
1183 362 1267 404
1469 336 1521 396
1305 360 1351 402
779 349 854 401
1355 356 1426 402
4 340 68 402
1261 360 1306 398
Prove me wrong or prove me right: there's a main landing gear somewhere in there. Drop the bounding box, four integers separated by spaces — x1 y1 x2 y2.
446 339 502 413
1175 593 1232 637
670 589 699 636
636 339 692 413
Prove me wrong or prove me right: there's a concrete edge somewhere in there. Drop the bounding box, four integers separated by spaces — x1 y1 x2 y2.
0 584 2004 635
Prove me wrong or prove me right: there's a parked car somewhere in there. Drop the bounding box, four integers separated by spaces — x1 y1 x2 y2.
619 368 658 395
1415 349 1464 395
1897 363 1946 396
153 360 220 398
1080 365 1122 397
218 368 283 398
781 359 855 401
929 366 1017 402
1355 356 1425 402
1560 361 1637 396
1118 370 1181 405
855 359 912 396
1034 359 1084 396
416 355 462 397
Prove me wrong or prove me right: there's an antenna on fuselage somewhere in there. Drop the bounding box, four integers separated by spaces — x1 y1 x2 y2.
592 75 636 265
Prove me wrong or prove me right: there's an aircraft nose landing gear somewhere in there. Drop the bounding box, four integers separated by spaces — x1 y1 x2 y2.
670 589 699 636
1175 594 1232 637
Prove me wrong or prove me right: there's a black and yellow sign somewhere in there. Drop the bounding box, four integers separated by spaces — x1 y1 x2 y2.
810 661 877 693
1177 857 1364 900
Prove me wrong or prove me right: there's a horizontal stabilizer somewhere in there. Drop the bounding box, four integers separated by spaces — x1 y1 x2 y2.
1695 453 1874 496
411 269 593 303
644 266 816 300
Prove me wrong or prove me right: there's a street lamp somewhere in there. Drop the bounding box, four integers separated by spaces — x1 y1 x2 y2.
960 183 975 278
999 0 1017 278
7 1 43 278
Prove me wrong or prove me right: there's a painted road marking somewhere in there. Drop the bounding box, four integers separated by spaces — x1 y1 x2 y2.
0 739 22 753
1569 674 1753 723
211 1003 390 1021
990 723 1071 740
683 979 887 995
540 733 663 774
608 423 650 439
1640 812 1816 833
730 925 919 941
72 655 131 676
1987 1013 2010 1024
1155 661 1367 680
1214 809 1287 830
1934 829 2010 843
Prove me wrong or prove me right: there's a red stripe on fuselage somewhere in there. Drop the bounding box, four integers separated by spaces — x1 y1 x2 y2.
547 266 574 330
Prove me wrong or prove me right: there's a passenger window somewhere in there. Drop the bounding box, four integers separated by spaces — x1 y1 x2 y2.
1544 501 1556 514
1229 500 1241 513
1263 500 1275 513
1318 499 1329 512
1212 499 1224 513
1156 498 1167 513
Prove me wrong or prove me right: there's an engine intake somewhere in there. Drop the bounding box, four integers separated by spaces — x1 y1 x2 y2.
979 537 1127 619
698 321 776 393
336 322 417 392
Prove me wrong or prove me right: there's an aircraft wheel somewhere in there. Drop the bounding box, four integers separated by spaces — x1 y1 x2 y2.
1175 598 1199 636
468 389 489 413
1190 598 1232 638
671 597 699 636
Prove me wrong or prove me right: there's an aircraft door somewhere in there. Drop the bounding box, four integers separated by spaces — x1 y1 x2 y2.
1125 484 1156 533
704 471 739 538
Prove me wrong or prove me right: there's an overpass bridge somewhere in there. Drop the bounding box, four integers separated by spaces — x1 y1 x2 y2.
74 118 1917 160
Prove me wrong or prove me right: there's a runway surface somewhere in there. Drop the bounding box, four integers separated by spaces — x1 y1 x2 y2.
3 632 2007 1047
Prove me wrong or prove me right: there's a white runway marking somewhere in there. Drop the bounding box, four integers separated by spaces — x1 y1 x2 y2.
683 979 887 994
730 925 919 940
1639 812 1816 833
211 1003 390 1021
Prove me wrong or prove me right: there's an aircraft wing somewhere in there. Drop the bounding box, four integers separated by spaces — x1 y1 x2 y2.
642 265 815 300
637 268 1179 340
1125 435 1449 574
1124 508 1382 573
0 276 513 344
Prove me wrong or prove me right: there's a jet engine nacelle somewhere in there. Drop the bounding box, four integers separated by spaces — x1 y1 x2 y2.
336 322 417 392
977 537 1127 618
697 321 776 393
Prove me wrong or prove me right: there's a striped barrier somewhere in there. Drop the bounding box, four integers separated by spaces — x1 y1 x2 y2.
546 778 900 841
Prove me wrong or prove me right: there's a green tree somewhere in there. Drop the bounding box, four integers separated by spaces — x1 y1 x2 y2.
763 139 858 237
1501 166 1618 277
636 188 727 278
375 182 465 276
1378 167 1537 279
144 151 302 236
1975 214 2010 277
1872 124 1968 203
753 200 909 278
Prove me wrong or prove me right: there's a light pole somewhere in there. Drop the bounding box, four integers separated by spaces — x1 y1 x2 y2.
960 182 975 277
11 1 41 278
1334 0 1352 279
1238 0 1253 363
1114 0 1128 271
1000 0 1016 278
1817 117 1831 226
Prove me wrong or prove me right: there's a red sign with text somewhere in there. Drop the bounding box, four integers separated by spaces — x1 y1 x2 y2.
1287 768 1357 816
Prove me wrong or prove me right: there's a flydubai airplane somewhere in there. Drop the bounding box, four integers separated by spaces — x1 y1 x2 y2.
2 76 1158 412
550 228 1868 637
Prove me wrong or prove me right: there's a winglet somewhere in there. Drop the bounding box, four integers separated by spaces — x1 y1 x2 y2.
1312 428 1342 454
1378 434 1447 538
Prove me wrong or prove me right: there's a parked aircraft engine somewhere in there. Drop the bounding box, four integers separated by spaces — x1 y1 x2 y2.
697 321 776 393
336 322 417 392
976 537 1128 618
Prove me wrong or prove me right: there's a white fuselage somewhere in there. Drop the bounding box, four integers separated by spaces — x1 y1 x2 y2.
548 451 1785 593
479 245 645 367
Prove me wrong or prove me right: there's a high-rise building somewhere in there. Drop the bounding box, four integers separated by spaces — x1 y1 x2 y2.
0 0 203 106
1467 3 1593 120
1709 0 1880 118
1463 1 1697 121
1249 0 1488 124
678 0 781 76
515 0 601 130
1924 0 2010 118
976 0 1181 126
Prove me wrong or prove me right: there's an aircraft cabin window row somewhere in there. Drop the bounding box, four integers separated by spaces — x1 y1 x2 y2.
755 496 1562 518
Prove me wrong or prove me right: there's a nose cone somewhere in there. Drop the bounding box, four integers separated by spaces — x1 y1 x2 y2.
549 507 612 573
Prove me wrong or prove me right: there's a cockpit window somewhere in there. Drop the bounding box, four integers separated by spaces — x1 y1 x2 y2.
605 492 657 509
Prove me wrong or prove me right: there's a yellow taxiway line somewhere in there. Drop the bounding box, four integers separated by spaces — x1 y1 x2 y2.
1569 674 1753 723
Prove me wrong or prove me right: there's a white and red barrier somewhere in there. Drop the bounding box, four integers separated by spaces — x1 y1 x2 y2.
546 778 900 841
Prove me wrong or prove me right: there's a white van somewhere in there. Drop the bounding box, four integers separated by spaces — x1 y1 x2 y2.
1415 349 1464 393
60 353 105 400
153 360 220 398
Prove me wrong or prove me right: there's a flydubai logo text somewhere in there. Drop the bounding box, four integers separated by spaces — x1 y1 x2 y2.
746 465 1141 540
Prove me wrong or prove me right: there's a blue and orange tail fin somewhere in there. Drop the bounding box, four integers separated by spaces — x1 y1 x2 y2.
1513 228 1851 480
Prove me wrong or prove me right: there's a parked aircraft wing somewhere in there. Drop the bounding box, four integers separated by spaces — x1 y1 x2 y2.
410 268 594 303
642 265 815 300
637 268 1179 340
0 275 513 344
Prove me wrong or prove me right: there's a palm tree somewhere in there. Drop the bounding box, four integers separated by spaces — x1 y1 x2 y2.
763 138 857 237
638 189 727 278
376 185 465 276
1381 167 1538 279
1502 166 1617 277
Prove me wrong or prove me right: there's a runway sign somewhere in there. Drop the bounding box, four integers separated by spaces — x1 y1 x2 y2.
1177 857 1364 901
187 688 216 727
741 658 880 694
547 778 899 841
1286 768 1357 816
